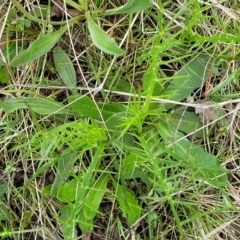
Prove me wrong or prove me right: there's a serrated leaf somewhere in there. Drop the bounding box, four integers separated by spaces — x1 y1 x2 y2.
83 174 110 220
162 54 212 109
53 46 77 95
11 25 68 67
87 14 124 56
0 97 71 115
113 180 141 224
105 0 152 15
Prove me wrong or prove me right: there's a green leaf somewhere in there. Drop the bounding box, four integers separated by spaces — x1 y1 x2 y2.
162 54 212 109
0 97 72 115
53 46 77 95
63 143 106 238
51 151 78 195
142 70 164 97
0 202 11 222
83 174 110 220
60 204 78 240
87 14 124 56
77 209 93 234
11 25 68 67
0 66 10 84
57 179 78 203
173 140 227 186
99 102 126 120
69 95 126 120
1 42 23 65
121 154 150 188
123 153 145 173
105 0 152 15
157 122 228 186
113 180 141 224
69 95 100 119
169 107 204 138
0 183 8 200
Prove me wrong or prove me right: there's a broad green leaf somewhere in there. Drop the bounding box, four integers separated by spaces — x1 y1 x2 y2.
104 112 124 130
113 180 141 224
112 78 132 92
162 54 212 109
77 208 93 234
169 107 204 138
0 183 8 201
69 95 100 119
173 139 227 186
83 174 110 220
156 122 228 186
99 102 126 120
105 0 152 15
69 95 126 120
1 42 24 66
87 14 124 56
0 201 11 222
53 46 77 95
0 97 72 115
51 151 78 195
123 153 146 173
121 154 150 189
60 204 78 240
57 179 78 203
0 66 10 84
11 25 68 67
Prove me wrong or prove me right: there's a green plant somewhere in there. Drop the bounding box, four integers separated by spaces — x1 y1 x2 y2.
1 0 240 239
